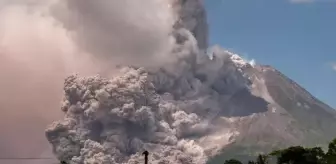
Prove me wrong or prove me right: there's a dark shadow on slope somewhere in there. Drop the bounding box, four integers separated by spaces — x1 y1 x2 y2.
220 89 269 117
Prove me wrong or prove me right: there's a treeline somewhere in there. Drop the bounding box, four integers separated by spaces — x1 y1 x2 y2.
59 138 336 164
224 138 336 164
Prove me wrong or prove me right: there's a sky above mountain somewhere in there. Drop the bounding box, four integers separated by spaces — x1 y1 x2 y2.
205 0 336 108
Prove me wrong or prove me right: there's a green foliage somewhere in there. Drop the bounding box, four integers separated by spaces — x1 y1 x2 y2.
256 154 268 164
221 137 336 164
224 159 243 164
325 138 336 164
245 154 269 164
270 146 325 164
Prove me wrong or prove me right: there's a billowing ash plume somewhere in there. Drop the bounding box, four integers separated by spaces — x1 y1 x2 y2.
46 68 208 164
49 0 209 69
46 0 253 163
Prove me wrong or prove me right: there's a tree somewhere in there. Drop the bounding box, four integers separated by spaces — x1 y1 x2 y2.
224 159 243 164
270 146 325 164
248 161 256 164
326 138 336 164
256 154 268 164
305 147 325 164
271 146 306 164
247 154 269 164
223 137 336 164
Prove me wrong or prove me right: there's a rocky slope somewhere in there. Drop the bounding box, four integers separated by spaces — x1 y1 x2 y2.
208 53 336 163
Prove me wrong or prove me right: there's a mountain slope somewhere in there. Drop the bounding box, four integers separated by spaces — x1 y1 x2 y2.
208 60 336 163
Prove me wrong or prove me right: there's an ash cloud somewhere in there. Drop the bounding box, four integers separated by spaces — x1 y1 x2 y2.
0 0 182 161
0 0 242 163
45 1 252 163
46 69 209 164
45 46 248 164
50 0 177 68
0 1 68 160
49 0 209 70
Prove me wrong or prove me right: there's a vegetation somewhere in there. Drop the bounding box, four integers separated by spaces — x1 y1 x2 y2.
224 159 243 164
225 138 336 164
59 138 336 164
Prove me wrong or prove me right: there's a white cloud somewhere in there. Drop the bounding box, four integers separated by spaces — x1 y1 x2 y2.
249 59 256 66
240 55 257 67
331 63 336 71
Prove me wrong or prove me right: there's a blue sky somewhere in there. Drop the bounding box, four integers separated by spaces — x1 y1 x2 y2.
205 0 336 108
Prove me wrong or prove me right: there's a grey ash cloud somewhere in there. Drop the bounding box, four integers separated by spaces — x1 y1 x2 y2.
44 1 248 163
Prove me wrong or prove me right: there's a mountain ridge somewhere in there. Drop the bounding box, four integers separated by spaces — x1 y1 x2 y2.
207 57 336 163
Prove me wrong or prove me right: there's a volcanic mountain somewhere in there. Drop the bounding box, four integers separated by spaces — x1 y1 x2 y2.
45 0 336 163
206 46 336 163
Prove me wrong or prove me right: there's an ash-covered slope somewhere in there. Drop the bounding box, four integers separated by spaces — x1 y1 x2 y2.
208 58 336 163
45 0 336 163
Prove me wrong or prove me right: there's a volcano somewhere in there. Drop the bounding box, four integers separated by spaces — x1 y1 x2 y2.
45 0 336 163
